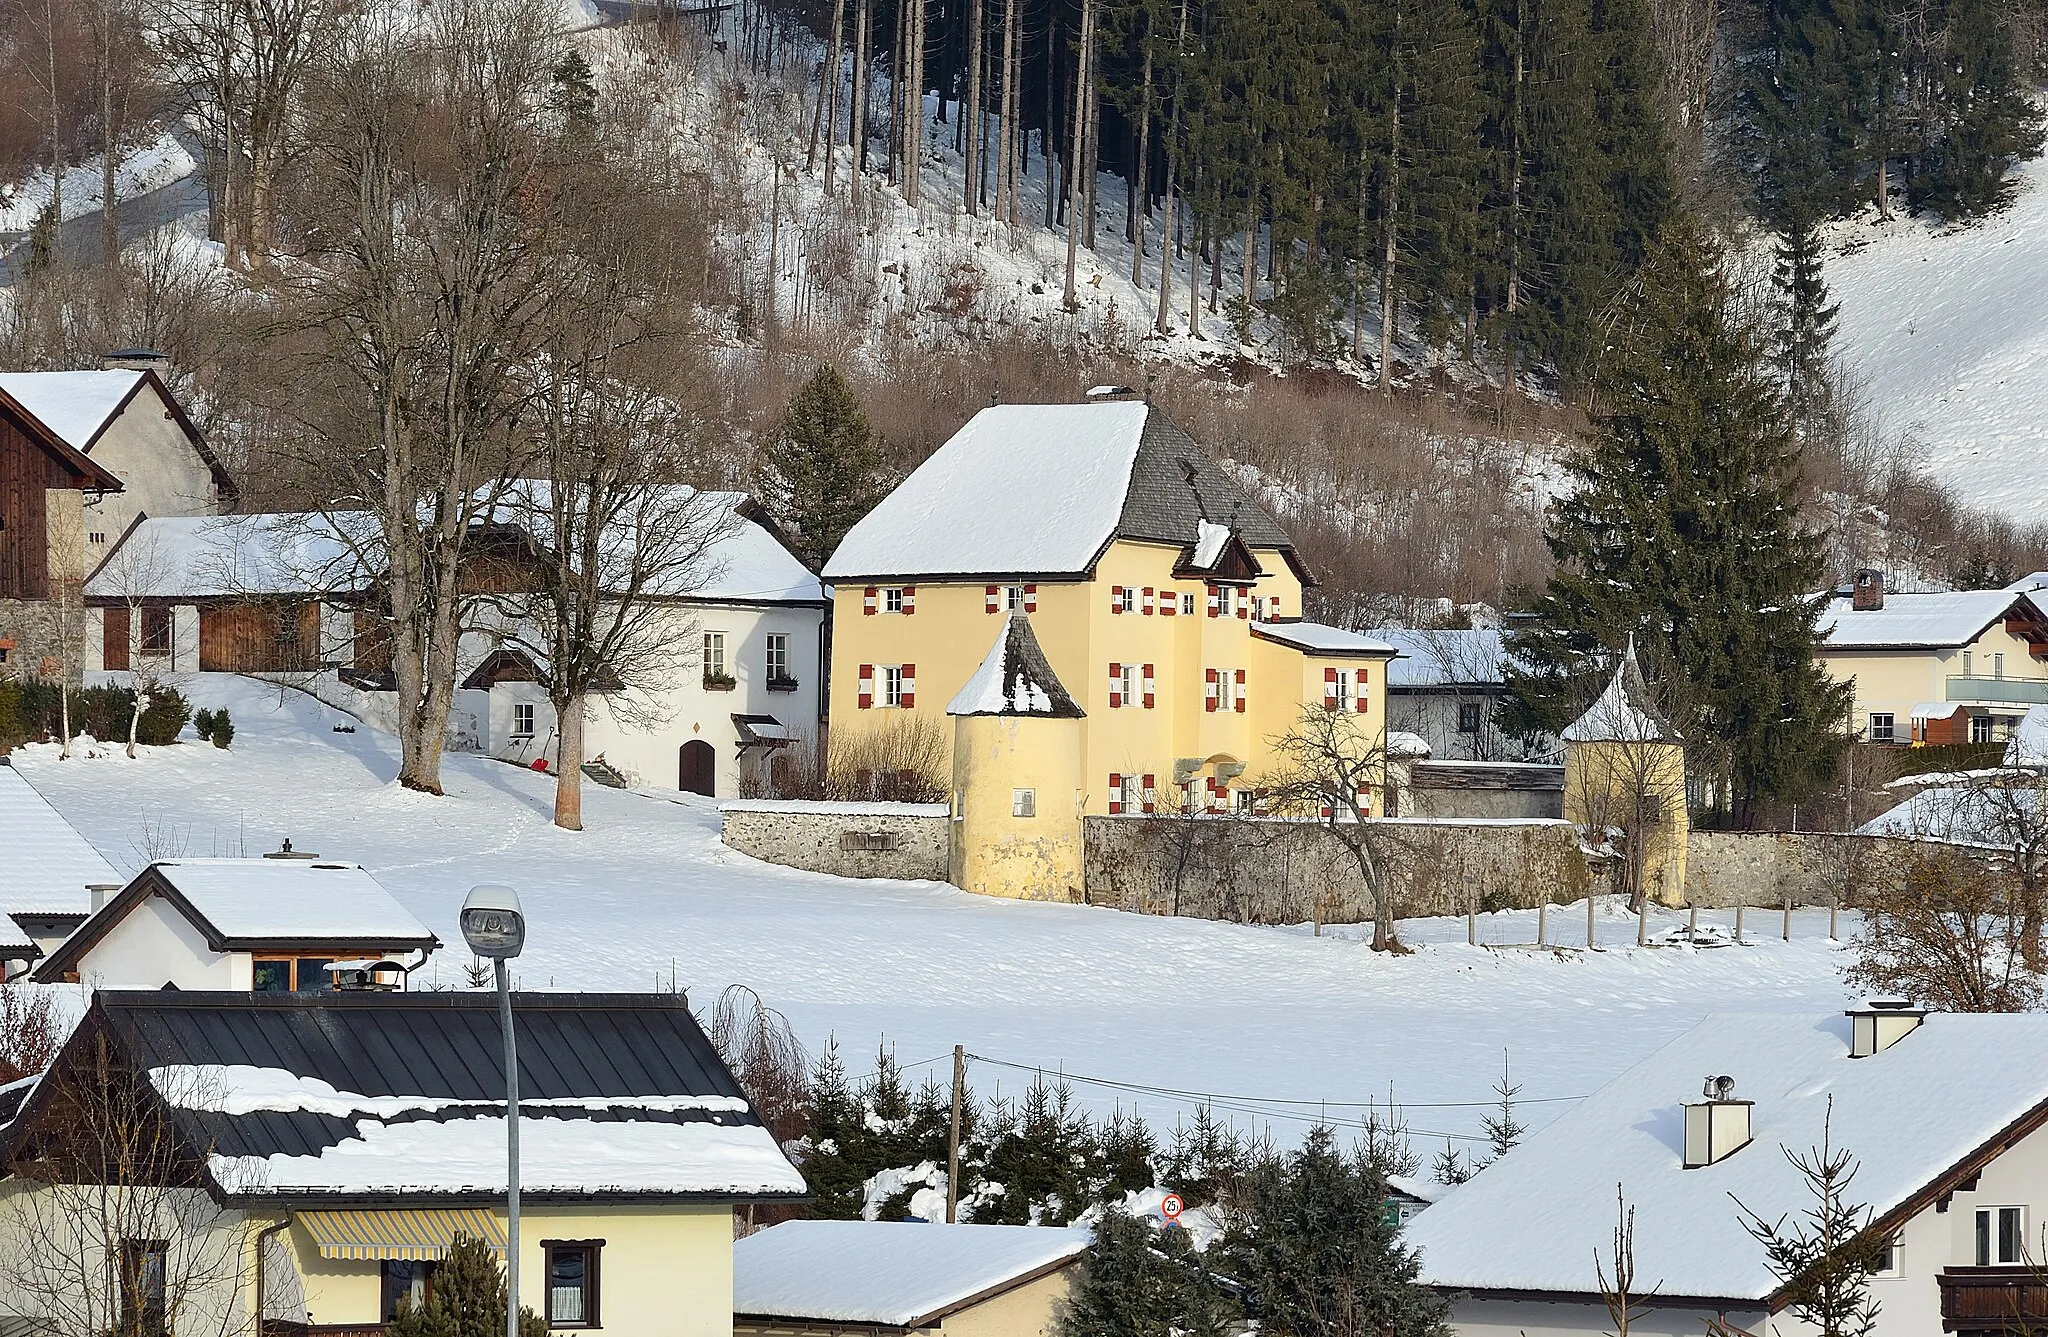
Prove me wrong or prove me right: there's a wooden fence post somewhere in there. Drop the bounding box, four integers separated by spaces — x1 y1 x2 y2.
1537 900 1547 948
1588 895 1597 949
1783 896 1792 942
1736 903 1745 944
1468 903 1477 946
1830 897 1839 941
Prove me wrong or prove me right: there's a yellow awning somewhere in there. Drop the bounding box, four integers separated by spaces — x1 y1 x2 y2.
296 1208 507 1261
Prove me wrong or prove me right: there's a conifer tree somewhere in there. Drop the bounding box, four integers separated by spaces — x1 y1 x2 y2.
761 366 887 572
1504 214 1850 825
1733 1102 1886 1337
386 1234 544 1337
1912 0 2044 216
802 1041 875 1218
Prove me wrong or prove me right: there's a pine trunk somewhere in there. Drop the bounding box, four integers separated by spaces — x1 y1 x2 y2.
1130 40 1152 279
1154 153 1175 329
1061 0 1092 310
851 0 872 196
1188 212 1202 337
811 0 845 176
99 25 117 266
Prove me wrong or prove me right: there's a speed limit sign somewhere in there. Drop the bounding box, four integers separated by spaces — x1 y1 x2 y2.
1160 1193 1184 1221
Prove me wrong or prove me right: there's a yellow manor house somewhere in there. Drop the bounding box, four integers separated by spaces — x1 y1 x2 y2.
823 395 1395 899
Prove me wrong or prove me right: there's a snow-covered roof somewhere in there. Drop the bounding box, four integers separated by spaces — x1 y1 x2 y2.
734 1221 1091 1326
948 615 1084 718
1191 519 1232 570
1560 645 1679 743
0 765 121 918
1856 783 2038 844
2008 705 2048 767
1818 589 2041 650
1250 621 1398 657
1406 1012 2048 1302
83 513 373 599
0 370 145 451
823 403 1298 582
1387 731 1432 759
1369 629 1508 688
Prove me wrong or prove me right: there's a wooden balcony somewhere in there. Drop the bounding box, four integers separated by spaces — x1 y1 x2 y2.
1939 1266 2048 1332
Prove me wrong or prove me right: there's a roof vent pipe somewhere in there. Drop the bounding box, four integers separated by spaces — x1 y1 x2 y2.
1683 1076 1753 1168
263 838 319 860
1848 998 1929 1057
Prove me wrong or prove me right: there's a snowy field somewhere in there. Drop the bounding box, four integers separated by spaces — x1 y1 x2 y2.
14 676 1857 1148
1829 154 2048 517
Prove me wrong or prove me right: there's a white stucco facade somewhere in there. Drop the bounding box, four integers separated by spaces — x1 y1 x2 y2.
77 377 224 545
71 893 245 991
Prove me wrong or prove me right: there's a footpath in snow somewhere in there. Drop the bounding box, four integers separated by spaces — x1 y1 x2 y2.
13 675 1857 1147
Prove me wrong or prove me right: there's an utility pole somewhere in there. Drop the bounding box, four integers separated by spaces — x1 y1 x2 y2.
946 1044 965 1222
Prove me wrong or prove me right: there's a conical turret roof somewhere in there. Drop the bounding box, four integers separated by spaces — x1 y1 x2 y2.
947 615 1086 718
1561 638 1680 743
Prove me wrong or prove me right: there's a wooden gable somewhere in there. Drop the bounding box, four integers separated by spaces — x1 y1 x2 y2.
0 388 122 601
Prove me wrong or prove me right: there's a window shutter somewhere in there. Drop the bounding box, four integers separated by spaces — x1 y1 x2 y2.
1109 773 1124 816
858 665 874 709
1142 664 1155 709
1324 666 1340 711
903 586 916 615
901 664 916 709
1205 668 1219 712
1319 800 1334 820
1237 595 1250 620
986 585 1000 613
1206 585 1220 617
863 587 878 616
1354 668 1370 714
1160 589 1175 618
1235 668 1247 712
1143 586 1154 615
1111 585 1125 614
1357 785 1374 817
1024 584 1037 611
1269 597 1282 618
1109 663 1123 710
1142 774 1156 813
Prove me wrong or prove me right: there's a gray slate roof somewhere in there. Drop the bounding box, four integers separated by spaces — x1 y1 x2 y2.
1116 413 1295 553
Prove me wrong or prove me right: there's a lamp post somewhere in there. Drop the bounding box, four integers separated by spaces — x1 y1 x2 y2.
461 885 527 1337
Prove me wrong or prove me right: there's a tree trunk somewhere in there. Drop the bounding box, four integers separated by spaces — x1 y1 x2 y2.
1061 0 1092 310
1379 73 1399 396
553 692 585 830
1155 154 1175 332
905 0 923 204
99 13 118 267
1188 211 1202 337
811 0 845 176
1083 69 1099 251
1130 38 1152 280
1044 8 1057 228
963 0 981 213
851 0 871 197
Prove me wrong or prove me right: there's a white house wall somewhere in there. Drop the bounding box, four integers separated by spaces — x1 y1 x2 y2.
79 384 222 549
75 894 242 990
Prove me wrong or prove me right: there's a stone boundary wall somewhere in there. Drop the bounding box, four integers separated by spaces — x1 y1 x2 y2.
719 800 950 882
1683 830 2005 908
1082 815 1594 923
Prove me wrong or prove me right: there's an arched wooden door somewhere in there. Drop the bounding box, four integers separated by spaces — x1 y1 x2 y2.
679 739 717 796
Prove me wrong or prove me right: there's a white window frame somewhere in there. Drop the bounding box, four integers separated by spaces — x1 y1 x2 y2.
1964 650 1975 676
1995 652 2007 679
1115 586 1136 613
1004 585 1028 612
1219 586 1236 617
882 665 905 708
884 587 905 614
702 630 728 678
1976 1206 2026 1265
1181 592 1196 616
1874 1230 1904 1278
1868 712 1896 744
1216 670 1238 712
1972 714 1995 745
1012 788 1037 818
766 632 789 681
1332 673 1352 712
512 703 536 738
1118 663 1138 707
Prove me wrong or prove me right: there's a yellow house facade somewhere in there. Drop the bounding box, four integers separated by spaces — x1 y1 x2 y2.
823 399 1397 842
1816 571 2048 746
1560 644 1688 905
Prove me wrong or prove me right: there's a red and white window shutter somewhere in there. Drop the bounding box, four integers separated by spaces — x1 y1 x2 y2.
1237 595 1250 620
1108 773 1125 815
1111 585 1126 614
1024 585 1037 611
1142 664 1156 709
901 664 917 709
1206 585 1220 617
986 585 1000 613
858 664 875 709
902 586 916 614
1205 669 1219 712
1234 669 1247 712
863 587 878 616
1353 668 1370 713
1109 663 1124 709
1160 590 1176 617
1141 774 1157 812
1142 587 1155 615
1324 666 1340 711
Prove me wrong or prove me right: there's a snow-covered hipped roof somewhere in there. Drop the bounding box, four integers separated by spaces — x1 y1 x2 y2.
1560 644 1678 743
0 370 146 451
734 1221 1091 1326
0 765 121 918
1818 589 2044 650
1370 629 1507 688
948 615 1084 718
1406 1012 2048 1303
37 859 438 981
823 402 1299 582
1249 620 1397 658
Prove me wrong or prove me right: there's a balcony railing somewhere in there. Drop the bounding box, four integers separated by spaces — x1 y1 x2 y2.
1946 676 2048 706
1939 1266 2048 1332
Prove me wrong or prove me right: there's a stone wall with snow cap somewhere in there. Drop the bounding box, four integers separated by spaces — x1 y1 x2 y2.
720 800 951 882
1682 828 2005 908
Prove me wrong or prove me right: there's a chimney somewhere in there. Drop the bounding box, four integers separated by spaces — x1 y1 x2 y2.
99 348 168 374
88 882 122 912
1853 569 1886 611
263 837 319 860
1848 998 1928 1057
1683 1076 1753 1168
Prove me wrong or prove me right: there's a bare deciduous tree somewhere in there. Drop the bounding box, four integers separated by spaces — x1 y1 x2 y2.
1594 1184 1655 1336
1843 849 2042 1013
1257 703 1408 950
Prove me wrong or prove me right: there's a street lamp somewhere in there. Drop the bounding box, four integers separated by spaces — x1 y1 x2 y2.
461 885 526 1337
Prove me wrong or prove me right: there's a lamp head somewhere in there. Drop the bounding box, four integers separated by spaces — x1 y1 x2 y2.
460 884 526 959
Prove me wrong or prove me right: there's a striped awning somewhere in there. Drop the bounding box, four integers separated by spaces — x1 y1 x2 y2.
296 1208 507 1261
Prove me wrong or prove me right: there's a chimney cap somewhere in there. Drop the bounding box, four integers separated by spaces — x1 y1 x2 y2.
263 837 320 860
1849 996 1928 1014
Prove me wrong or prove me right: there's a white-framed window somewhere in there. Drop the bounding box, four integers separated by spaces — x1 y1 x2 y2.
1996 652 2007 679
1012 788 1036 818
1233 788 1255 813
1218 586 1236 617
1118 663 1138 707
1964 650 1975 676
1972 714 1996 744
1004 585 1028 611
1216 670 1237 712
1181 592 1196 616
1977 1206 2025 1266
884 587 905 613
1114 586 1136 613
1120 775 1142 812
1874 1231 1904 1278
702 630 727 677
883 665 905 707
1868 712 1896 744
512 703 535 737
766 633 789 681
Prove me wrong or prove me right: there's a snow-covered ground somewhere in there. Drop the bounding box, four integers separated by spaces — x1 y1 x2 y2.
0 129 199 236
1829 154 2048 517
14 675 1857 1149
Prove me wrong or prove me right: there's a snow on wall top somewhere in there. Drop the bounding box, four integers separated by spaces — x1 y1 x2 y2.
148 859 437 944
1369 629 1507 688
734 1221 1091 1325
83 513 371 599
0 766 120 916
0 370 143 450
824 403 1151 580
948 614 1084 717
1406 1012 2048 1301
1249 621 1397 657
1817 589 2035 649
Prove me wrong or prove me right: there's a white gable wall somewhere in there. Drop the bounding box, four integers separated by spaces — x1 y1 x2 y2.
74 893 243 990
1444 1298 1767 1336
80 382 221 550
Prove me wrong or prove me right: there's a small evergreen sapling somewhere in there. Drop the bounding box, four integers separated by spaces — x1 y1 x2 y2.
385 1233 544 1337
1732 1101 1884 1337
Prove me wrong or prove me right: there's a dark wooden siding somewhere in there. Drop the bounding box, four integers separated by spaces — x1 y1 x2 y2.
103 607 130 671
0 414 54 600
199 602 320 672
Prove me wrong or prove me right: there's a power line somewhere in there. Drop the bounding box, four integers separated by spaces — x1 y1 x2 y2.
963 1051 1586 1112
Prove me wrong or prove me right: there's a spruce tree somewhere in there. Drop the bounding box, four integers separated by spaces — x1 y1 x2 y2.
1912 0 2044 216
1504 214 1850 825
762 366 887 572
802 1040 875 1218
386 1235 544 1337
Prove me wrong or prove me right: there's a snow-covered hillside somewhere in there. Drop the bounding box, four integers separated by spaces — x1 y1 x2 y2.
14 676 1856 1148
1829 155 2048 517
